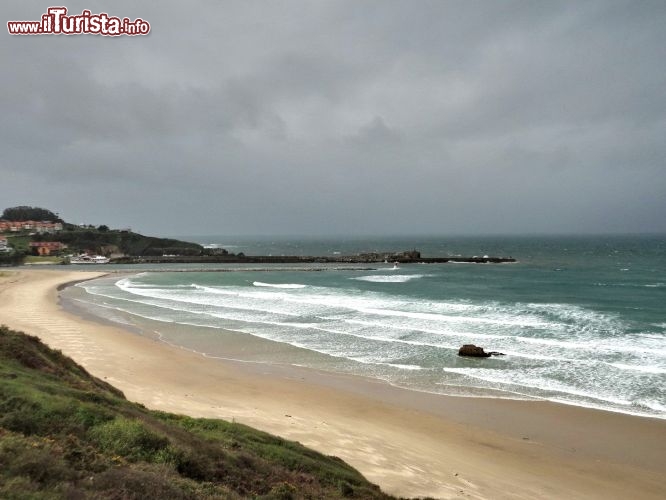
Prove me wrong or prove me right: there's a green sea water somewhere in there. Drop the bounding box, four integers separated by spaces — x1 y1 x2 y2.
64 235 666 418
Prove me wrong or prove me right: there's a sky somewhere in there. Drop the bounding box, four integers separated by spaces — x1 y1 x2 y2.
1 1 665 237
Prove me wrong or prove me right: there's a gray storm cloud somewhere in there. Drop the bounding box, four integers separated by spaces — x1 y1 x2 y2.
1 0 664 235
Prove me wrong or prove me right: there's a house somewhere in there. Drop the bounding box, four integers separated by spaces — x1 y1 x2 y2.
0 220 63 233
0 221 19 232
0 237 10 253
29 241 67 256
34 221 63 233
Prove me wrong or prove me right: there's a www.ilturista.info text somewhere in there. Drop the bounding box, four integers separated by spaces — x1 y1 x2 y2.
7 7 150 36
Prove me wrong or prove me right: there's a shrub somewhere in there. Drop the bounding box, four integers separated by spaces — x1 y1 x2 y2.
263 481 297 500
90 465 190 500
0 434 73 486
339 480 355 497
87 418 169 462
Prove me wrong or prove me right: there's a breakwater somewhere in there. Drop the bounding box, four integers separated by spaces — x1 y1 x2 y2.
111 250 516 265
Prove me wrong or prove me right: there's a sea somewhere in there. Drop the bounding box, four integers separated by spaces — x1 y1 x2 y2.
61 235 666 419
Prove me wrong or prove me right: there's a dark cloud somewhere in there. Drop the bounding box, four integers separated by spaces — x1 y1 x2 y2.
1 0 665 235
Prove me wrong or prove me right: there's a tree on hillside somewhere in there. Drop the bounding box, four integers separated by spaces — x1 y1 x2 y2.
0 250 25 266
1 206 61 222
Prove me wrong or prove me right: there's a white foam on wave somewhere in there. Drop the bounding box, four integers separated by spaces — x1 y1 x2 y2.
133 277 556 328
98 283 454 354
340 355 425 372
514 334 666 359
639 400 666 413
253 281 307 289
191 284 239 295
337 318 508 341
114 280 304 318
638 332 665 339
305 324 457 350
74 274 666 418
385 363 424 371
108 277 634 354
515 336 592 349
74 293 179 325
490 349 576 362
544 397 666 420
68 298 142 328
442 367 634 406
608 363 666 374
115 277 134 288
352 274 425 283
521 302 620 328
113 278 594 352
178 282 540 329
357 306 551 328
608 344 666 356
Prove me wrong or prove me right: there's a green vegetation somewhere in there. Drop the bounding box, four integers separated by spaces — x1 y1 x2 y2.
1 205 204 258
1 206 61 222
0 236 28 267
5 235 30 253
0 252 25 267
0 325 393 499
33 228 204 257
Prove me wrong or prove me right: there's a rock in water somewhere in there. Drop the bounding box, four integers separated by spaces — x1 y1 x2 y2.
458 344 497 357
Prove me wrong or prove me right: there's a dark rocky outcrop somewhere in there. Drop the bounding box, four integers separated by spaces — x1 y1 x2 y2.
114 253 517 265
458 344 505 357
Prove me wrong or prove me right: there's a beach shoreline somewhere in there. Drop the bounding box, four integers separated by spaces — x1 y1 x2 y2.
1 269 665 499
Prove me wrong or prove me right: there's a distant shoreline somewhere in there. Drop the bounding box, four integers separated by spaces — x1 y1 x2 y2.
110 254 517 265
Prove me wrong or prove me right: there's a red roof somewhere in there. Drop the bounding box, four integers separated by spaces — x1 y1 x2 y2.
29 242 65 248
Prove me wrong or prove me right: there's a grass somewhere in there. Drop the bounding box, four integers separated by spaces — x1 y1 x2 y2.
0 325 395 499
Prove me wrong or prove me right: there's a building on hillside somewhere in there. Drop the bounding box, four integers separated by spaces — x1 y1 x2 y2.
0 220 63 233
0 221 19 232
29 241 67 256
33 221 63 233
0 237 10 253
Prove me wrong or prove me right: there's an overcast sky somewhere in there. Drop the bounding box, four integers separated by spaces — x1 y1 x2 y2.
1 1 665 237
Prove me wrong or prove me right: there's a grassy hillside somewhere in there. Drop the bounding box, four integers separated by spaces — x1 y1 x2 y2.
1 203 205 258
32 229 203 257
0 326 394 499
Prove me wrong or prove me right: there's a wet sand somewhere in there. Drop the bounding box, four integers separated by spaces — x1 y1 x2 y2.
1 269 664 499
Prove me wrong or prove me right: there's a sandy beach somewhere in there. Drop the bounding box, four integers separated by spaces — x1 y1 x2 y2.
1 269 665 499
